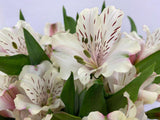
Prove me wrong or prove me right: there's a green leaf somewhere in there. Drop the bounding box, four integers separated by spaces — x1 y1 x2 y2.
0 54 30 75
0 115 15 120
146 107 160 119
79 81 107 117
63 6 76 33
19 9 25 21
23 28 51 65
153 76 160 84
127 16 137 32
74 91 79 115
106 64 155 112
101 1 106 12
135 50 160 74
60 73 75 115
52 112 81 120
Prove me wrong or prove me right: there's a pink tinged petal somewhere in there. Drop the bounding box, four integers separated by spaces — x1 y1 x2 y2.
14 94 42 115
0 86 19 111
123 32 144 64
123 92 137 118
44 23 64 36
0 46 7 53
107 111 126 120
0 110 14 118
19 61 52 79
129 54 137 65
139 26 160 60
135 101 148 120
87 111 105 120
138 89 158 104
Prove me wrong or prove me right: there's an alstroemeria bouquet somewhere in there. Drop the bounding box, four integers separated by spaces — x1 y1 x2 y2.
0 2 160 120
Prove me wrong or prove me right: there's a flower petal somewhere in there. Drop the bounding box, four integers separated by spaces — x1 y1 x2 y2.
14 94 42 115
50 32 83 80
82 111 105 120
0 20 40 55
100 6 124 53
123 92 137 118
19 61 52 79
0 86 19 111
78 66 96 85
135 101 147 120
138 89 158 104
101 37 140 77
44 22 64 36
107 111 126 120
20 73 46 105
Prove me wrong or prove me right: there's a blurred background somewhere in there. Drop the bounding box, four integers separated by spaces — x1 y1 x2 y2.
0 0 160 111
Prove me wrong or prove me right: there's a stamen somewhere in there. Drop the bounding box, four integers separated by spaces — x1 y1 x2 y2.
83 50 91 58
12 42 18 49
74 55 86 65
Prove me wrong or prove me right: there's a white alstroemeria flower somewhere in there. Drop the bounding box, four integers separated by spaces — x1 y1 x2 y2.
0 73 19 118
107 92 138 120
44 22 64 37
41 6 140 85
0 20 40 55
125 25 160 62
14 61 64 115
106 66 159 104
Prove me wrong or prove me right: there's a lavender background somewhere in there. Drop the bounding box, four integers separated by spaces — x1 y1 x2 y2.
0 0 160 112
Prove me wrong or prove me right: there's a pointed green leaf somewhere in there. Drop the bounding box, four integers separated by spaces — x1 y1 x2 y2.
0 54 30 75
106 64 155 112
23 28 51 65
135 50 160 74
63 6 76 33
52 112 81 120
76 13 79 23
128 16 137 32
79 80 107 117
19 9 25 21
60 73 75 115
101 1 106 12
146 107 160 119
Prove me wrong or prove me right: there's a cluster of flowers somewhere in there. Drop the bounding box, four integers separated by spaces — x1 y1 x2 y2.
0 3 160 120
